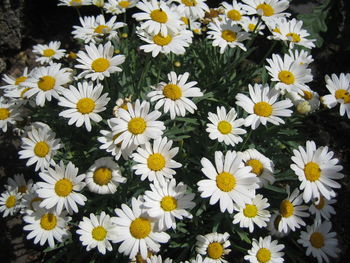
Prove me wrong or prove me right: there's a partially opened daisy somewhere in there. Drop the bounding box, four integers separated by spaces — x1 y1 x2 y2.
309 196 336 223
235 83 293 130
205 106 246 147
147 71 203 119
112 197 171 260
290 140 344 203
173 0 209 20
298 221 340 263
197 150 259 213
21 183 43 213
23 207 71 248
104 0 139 15
32 41 66 65
267 212 289 238
37 161 87 214
0 97 22 132
286 89 320 115
6 173 33 194
244 236 285 263
195 232 231 262
220 0 247 24
241 0 290 22
58 81 110 132
76 211 118 254
1 67 30 97
143 178 195 231
75 41 125 81
0 189 22 217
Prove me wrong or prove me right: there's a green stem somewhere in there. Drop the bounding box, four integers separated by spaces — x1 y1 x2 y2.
258 41 277 66
136 55 152 97
240 129 253 151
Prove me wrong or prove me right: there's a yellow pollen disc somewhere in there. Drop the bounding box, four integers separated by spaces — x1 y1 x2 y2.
181 0 197 6
274 215 282 230
150 9 168 23
221 29 237 42
38 76 56 91
91 58 110 72
248 24 256 31
5 195 16 208
15 76 27 85
278 70 295 85
181 16 189 25
335 89 349 101
92 226 107 241
243 204 258 218
217 121 232 134
246 159 264 176
227 9 241 21
40 213 57 230
94 25 110 34
54 178 73 197
120 102 128 110
163 84 182 100
34 141 50 157
130 217 151 239
254 102 273 117
310 232 325 248
68 52 77 60
280 200 294 218
76 98 95 114
119 1 130 8
128 117 147 135
153 34 172 46
304 162 321 182
273 27 281 34
314 196 325 210
0 108 10 120
70 0 82 6
93 167 112 185
343 93 350 104
18 186 28 194
207 242 224 259
303 90 313 100
20 87 31 98
216 172 236 192
160 196 177 211
147 153 166 171
256 248 272 263
256 3 274 16
43 48 56 57
286 32 301 43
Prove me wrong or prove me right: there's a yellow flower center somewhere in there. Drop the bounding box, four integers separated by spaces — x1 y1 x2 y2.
221 29 237 42
94 25 110 34
254 102 273 117
92 226 107 241
303 90 313 100
93 167 112 185
18 186 28 194
256 3 274 16
43 48 56 57
216 172 236 192
160 196 177 211
0 108 10 120
246 159 264 176
181 16 189 25
147 153 166 171
248 23 256 32
119 1 130 8
163 84 182 100
280 200 294 218
38 76 56 91
227 9 241 21
181 0 197 6
243 204 258 218
15 76 27 85
20 87 31 98
153 34 172 46
40 213 57 230
34 141 50 157
70 0 82 6
150 9 168 23
256 248 272 263
310 232 325 248
207 242 224 259
130 217 151 239
76 98 95 114
304 162 321 182
68 51 77 60
335 89 350 103
5 195 16 208
278 70 295 85
128 117 147 135
217 120 232 134
314 196 325 210
54 178 73 197
91 58 110 72
286 32 301 43
273 27 281 34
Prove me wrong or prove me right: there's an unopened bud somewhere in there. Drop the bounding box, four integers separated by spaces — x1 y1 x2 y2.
297 101 311 115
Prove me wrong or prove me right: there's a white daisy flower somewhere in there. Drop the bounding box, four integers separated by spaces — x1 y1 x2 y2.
110 99 165 150
241 0 290 22
205 106 246 147
240 16 266 34
290 140 344 203
21 183 43 213
0 97 22 132
37 161 87 214
32 41 66 65
147 255 173 263
195 232 231 263
0 189 22 217
287 49 314 66
113 96 132 117
241 148 275 187
58 0 92 7
143 178 195 231
20 63 72 107
58 81 110 132
173 0 209 20
112 197 171 260
6 173 33 194
235 83 293 130
285 89 320 115
104 0 138 15
147 71 203 119
1 67 30 97
23 207 71 248
298 221 340 263
309 196 336 224
244 235 285 263
84 156 126 194
220 0 247 23
197 150 259 213
232 194 271 233
322 73 350 118
75 41 125 81
278 186 309 233
76 211 118 254
18 124 61 172
267 212 289 238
